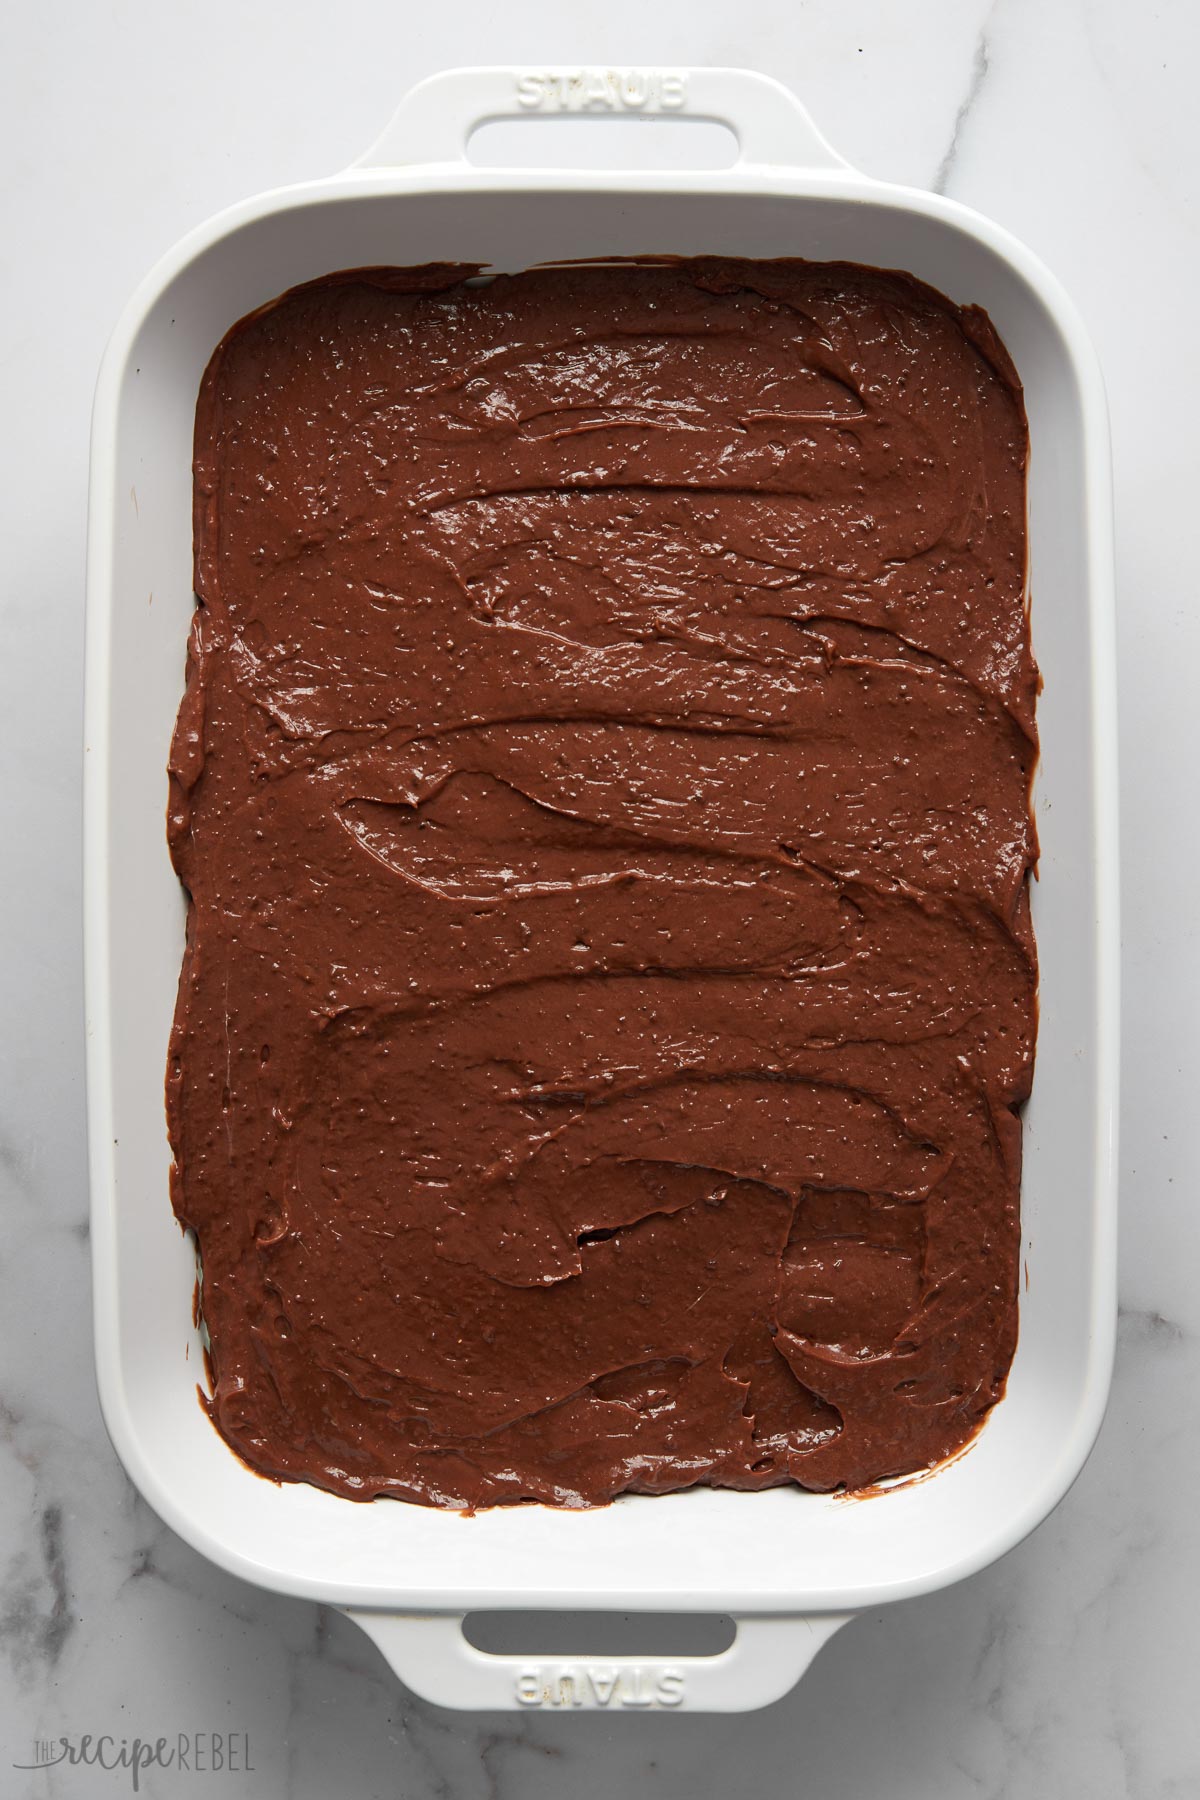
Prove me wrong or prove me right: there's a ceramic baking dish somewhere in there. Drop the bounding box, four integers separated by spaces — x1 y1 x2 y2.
84 66 1118 1712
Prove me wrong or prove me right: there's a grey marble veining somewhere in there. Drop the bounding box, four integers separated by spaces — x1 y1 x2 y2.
2 0 1197 1793
932 7 994 192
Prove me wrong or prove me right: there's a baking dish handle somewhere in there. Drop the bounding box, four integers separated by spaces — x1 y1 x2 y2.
342 1608 852 1712
354 66 853 174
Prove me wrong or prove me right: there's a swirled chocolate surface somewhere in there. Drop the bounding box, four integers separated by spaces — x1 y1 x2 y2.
168 260 1036 1507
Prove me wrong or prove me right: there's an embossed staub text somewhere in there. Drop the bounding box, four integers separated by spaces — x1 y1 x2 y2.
514 69 688 113
514 1663 687 1708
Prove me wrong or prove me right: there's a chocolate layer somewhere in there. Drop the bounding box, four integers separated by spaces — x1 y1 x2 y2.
168 260 1036 1507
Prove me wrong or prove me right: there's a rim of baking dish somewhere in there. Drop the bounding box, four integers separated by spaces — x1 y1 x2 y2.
84 156 1118 1614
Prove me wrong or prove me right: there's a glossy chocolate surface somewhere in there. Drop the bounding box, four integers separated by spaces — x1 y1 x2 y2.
168 261 1035 1506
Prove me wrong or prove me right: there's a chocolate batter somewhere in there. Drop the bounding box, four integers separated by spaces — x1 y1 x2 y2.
168 260 1036 1507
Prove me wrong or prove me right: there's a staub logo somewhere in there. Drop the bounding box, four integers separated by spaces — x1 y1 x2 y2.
514 69 688 113
515 1664 686 1708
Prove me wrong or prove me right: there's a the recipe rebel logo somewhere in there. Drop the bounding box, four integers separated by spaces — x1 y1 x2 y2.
13 1732 254 1791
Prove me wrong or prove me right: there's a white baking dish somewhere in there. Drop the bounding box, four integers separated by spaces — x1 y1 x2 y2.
85 66 1118 1713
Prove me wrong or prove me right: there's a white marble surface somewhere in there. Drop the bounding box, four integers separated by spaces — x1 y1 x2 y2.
1 0 1196 1793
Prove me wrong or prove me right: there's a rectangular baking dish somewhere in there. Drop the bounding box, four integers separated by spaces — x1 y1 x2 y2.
85 66 1118 1712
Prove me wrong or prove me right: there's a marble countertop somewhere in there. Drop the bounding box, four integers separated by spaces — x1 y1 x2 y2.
2 1 1195 1793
